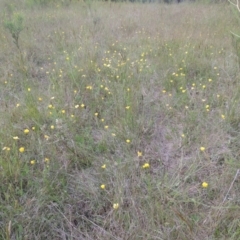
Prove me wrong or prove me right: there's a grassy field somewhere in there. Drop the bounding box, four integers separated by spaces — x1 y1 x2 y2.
1 0 240 239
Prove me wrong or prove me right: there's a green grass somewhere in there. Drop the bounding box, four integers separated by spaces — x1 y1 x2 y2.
1 0 240 239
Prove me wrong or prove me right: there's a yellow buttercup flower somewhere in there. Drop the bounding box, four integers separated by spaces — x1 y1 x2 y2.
19 147 25 153
200 147 205 152
142 163 150 169
137 151 143 157
2 147 10 151
24 129 29 134
202 182 208 188
30 160 36 165
100 184 105 189
113 203 119 210
126 139 131 143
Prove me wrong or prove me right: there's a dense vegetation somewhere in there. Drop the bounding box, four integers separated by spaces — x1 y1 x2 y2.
1 0 240 239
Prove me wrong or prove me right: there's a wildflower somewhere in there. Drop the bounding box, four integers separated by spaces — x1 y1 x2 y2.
48 104 53 109
100 184 106 189
200 147 205 152
28 88 31 92
181 134 185 138
137 151 143 157
13 136 19 140
24 129 29 134
126 139 131 143
142 163 150 169
202 182 208 188
104 125 108 129
101 164 106 169
19 147 25 153
44 135 50 140
44 158 50 163
16 103 20 107
81 104 85 108
221 114 225 119
61 110 65 114
101 119 104 122
50 125 55 129
38 97 42 101
2 147 10 151
75 105 79 108
32 126 35 130
113 203 119 210
30 160 36 165
112 133 116 137
95 112 98 116
125 106 130 109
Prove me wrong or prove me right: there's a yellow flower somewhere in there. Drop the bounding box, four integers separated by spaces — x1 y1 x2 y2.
75 105 79 108
48 104 53 109
112 133 116 137
44 158 50 163
44 135 50 140
113 203 119 210
30 160 36 165
19 147 25 153
50 125 55 129
38 97 42 101
200 147 205 152
28 88 31 92
142 163 150 169
81 104 85 108
13 136 19 140
32 126 35 130
101 164 106 169
24 129 29 134
61 110 65 114
104 125 108 129
95 112 98 116
202 182 208 188
125 106 130 109
126 139 131 143
137 151 143 157
100 184 106 189
221 114 225 119
2 147 10 151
